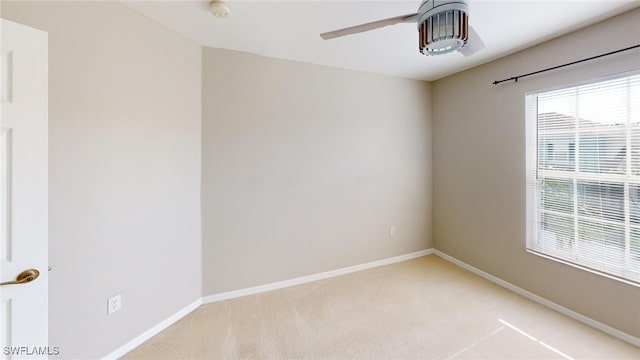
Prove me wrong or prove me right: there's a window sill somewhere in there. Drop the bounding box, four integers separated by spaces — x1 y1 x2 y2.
526 248 640 288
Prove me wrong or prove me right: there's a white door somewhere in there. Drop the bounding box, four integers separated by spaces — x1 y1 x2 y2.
0 19 48 359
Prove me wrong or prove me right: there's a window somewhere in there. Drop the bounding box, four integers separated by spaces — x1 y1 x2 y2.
526 73 640 284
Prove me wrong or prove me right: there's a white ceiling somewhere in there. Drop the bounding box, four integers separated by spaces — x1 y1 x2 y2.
122 0 639 81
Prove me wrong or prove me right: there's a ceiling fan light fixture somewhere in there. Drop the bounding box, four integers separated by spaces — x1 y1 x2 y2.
418 0 469 56
210 1 230 18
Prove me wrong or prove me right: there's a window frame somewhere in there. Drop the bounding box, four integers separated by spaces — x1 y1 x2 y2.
525 70 640 287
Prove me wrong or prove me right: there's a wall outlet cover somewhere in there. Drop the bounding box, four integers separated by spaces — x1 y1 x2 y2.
108 294 122 315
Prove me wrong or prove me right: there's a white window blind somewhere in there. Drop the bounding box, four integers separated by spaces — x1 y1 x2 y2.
526 73 640 284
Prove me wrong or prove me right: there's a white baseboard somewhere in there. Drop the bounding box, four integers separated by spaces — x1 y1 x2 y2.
433 249 640 348
202 249 434 304
105 248 639 359
103 249 433 359
103 298 202 360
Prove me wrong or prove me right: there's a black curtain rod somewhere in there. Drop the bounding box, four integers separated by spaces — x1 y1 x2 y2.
492 44 640 85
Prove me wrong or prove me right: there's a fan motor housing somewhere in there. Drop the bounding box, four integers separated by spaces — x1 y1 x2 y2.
417 0 469 56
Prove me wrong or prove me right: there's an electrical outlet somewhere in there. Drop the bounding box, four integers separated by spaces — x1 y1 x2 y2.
107 294 122 315
390 226 396 237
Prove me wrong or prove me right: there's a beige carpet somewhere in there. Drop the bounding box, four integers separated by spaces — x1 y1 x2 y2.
124 255 639 359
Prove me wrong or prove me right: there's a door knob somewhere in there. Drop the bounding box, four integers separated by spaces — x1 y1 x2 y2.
0 269 40 286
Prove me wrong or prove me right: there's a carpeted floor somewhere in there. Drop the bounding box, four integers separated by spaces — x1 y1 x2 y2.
124 255 640 359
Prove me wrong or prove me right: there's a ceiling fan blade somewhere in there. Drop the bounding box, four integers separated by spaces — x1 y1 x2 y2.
320 13 418 40
457 25 485 57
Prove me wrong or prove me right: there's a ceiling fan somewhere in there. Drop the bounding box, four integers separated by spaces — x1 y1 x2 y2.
320 0 485 57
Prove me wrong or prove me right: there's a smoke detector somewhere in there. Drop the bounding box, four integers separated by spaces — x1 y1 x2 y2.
210 1 230 18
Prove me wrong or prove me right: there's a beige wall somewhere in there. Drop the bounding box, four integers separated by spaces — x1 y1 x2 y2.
201 48 432 295
1 1 202 358
433 8 640 338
